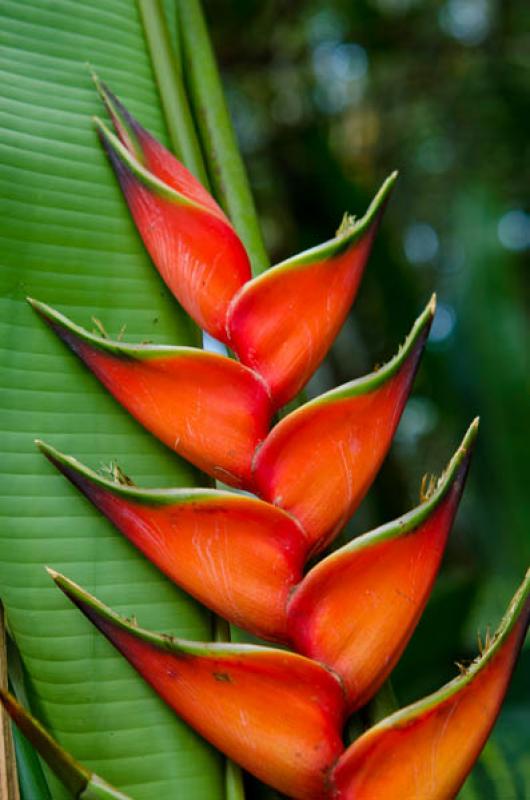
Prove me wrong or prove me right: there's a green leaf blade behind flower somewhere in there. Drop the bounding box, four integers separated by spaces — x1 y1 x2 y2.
0 1 224 798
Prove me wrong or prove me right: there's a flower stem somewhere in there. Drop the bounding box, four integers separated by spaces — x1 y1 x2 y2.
6 634 51 799
225 759 246 800
136 0 210 187
175 0 269 276
367 678 399 724
137 4 245 796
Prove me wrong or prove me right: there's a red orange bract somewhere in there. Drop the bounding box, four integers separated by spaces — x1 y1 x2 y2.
94 80 251 343
14 84 527 800
49 567 530 800
227 172 397 407
332 573 530 800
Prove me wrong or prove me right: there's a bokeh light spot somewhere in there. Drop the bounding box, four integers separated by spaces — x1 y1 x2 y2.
312 42 368 113
395 397 439 445
439 0 492 45
429 302 456 344
404 223 440 264
497 210 530 252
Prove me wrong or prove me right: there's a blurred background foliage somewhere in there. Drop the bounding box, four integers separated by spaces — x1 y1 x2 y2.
204 0 529 795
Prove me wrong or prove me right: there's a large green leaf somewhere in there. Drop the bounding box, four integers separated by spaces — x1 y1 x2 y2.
0 1 224 797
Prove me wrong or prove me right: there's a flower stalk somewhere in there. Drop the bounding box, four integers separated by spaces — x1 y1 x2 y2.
136 0 209 187
176 0 270 275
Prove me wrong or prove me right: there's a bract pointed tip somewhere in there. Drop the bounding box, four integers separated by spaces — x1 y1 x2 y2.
228 175 396 407
462 417 480 450
45 566 60 581
382 169 399 194
40 306 271 487
88 64 100 86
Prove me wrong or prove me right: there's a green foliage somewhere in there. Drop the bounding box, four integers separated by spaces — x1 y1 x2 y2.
0 1 527 798
0 2 224 798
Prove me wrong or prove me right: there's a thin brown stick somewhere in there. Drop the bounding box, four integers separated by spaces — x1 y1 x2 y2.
0 603 20 800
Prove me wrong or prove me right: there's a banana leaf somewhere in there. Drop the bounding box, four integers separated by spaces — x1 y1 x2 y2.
0 1 224 797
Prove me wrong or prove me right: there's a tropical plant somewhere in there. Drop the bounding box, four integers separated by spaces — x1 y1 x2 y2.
0 2 528 799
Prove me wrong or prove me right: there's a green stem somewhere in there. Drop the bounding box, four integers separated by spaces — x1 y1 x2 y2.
176 0 269 275
344 712 365 746
137 5 244 795
225 759 246 800
213 612 245 797
136 0 210 186
213 616 231 643
7 635 51 799
12 727 52 800
367 678 399 724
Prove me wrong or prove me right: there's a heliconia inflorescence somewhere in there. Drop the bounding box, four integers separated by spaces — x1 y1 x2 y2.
5 81 527 800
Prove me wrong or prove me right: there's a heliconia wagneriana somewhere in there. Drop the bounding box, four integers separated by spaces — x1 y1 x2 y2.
5 80 524 800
